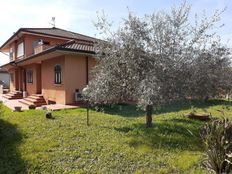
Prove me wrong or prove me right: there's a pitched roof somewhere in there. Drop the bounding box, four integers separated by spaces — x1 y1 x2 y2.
56 40 95 53
0 27 97 50
11 40 95 65
21 27 96 42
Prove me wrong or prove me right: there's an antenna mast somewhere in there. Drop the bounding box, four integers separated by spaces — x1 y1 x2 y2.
49 17 56 28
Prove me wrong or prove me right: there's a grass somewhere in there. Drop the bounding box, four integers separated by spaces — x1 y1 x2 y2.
0 99 232 173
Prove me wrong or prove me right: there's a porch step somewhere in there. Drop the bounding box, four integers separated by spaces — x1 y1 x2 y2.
2 91 23 100
19 99 34 106
19 94 47 107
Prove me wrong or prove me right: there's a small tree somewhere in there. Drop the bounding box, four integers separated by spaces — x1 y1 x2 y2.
200 118 232 173
84 1 231 127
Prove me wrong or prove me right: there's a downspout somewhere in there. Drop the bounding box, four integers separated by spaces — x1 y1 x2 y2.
86 56 89 85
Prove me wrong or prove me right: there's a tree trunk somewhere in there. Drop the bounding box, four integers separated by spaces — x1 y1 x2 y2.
86 101 90 126
146 104 153 128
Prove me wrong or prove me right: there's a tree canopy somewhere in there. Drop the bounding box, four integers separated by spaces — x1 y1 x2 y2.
84 1 232 127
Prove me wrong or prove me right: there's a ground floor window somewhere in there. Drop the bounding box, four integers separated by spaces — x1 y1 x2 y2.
54 64 61 84
27 70 33 83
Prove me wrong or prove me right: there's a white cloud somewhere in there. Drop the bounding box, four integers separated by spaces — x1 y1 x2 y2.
0 0 232 65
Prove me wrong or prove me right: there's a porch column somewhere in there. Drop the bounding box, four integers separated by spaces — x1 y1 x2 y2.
22 69 27 91
15 69 19 91
18 68 23 91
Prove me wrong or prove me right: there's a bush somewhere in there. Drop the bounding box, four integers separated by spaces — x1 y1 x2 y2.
28 105 36 110
200 118 232 174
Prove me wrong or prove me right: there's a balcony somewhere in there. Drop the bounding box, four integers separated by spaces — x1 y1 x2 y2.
34 44 51 54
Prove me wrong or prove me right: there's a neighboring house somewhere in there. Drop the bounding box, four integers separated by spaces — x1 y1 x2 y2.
0 27 96 106
0 68 10 88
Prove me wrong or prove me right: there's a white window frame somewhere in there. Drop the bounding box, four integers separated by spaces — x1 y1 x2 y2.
54 64 62 84
17 42 24 58
9 48 13 60
26 70 33 83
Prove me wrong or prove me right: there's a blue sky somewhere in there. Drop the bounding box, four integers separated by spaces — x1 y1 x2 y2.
0 0 232 65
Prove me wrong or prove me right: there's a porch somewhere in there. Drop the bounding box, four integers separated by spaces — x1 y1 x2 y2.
0 94 79 111
8 63 42 96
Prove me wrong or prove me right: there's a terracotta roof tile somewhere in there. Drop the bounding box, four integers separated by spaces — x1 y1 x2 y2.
56 40 95 53
21 27 96 42
0 27 98 49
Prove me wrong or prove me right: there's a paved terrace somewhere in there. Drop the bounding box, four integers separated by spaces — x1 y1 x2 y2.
0 95 80 111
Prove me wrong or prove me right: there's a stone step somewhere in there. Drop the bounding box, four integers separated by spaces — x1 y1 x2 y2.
32 94 43 97
28 95 45 100
19 99 34 106
19 100 46 107
24 97 46 104
19 94 47 107
3 94 22 99
9 91 22 95
2 95 11 99
9 94 22 97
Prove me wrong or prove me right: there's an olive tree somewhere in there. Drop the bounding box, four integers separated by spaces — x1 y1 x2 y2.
84 1 231 127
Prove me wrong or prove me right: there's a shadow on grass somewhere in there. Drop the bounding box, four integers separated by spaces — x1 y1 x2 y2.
0 119 26 173
114 118 204 152
156 99 232 115
93 104 145 117
95 99 232 118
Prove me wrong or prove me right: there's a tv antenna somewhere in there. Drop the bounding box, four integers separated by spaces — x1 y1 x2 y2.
49 17 56 28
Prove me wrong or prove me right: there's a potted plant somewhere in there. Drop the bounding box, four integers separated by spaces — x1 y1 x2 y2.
14 106 22 112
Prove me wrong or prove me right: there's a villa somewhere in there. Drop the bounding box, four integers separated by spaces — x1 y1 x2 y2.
0 27 97 107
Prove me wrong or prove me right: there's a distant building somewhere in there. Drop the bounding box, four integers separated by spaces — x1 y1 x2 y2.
0 68 10 88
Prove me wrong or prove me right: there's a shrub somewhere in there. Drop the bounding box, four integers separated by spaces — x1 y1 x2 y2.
28 105 36 110
200 118 232 174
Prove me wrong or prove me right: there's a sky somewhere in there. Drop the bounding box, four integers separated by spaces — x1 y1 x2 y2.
0 0 232 65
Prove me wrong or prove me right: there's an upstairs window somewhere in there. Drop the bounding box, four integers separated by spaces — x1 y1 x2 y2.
9 48 13 60
17 42 24 58
54 65 61 84
27 70 33 83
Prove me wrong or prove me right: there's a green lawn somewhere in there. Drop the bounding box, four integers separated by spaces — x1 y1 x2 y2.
0 100 232 173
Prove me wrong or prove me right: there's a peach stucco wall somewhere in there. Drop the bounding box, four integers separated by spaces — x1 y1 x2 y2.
7 54 97 105
40 55 96 105
64 55 96 104
24 34 65 57
23 64 41 95
41 56 66 104
9 69 17 91
8 34 66 61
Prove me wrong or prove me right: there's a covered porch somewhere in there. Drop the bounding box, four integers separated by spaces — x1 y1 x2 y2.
7 63 42 96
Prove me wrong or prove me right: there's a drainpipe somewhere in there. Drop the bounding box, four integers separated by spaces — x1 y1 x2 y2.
86 56 89 85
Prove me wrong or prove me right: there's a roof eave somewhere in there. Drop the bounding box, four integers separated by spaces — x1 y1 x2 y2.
56 47 95 55
0 29 97 51
15 47 95 65
0 61 16 70
0 28 22 50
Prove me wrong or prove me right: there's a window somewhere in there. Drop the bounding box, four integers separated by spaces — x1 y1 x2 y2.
17 42 24 58
9 48 13 60
27 70 33 83
54 65 61 84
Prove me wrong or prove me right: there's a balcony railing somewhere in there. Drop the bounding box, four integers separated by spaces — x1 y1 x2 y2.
34 44 51 54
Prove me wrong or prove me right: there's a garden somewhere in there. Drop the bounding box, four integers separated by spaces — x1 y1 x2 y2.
0 100 231 173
